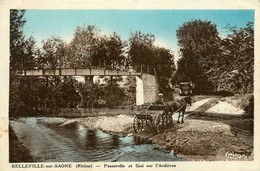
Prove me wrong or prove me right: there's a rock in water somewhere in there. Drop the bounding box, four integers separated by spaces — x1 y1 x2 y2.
59 120 78 128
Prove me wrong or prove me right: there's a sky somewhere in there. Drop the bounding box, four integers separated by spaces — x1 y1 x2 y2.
23 10 254 58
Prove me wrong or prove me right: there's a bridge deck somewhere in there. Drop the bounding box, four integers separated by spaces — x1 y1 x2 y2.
20 68 142 76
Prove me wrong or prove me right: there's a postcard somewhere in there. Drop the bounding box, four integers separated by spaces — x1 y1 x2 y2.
0 0 260 170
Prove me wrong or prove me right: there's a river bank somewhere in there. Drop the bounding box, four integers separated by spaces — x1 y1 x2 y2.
148 119 253 161
9 126 34 162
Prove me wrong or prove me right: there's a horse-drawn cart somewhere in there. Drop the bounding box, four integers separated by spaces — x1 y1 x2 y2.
133 104 173 133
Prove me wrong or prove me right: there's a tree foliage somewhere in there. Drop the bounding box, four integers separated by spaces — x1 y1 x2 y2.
8 16 189 117
175 19 254 94
175 19 221 93
128 31 155 66
67 25 100 68
10 11 254 118
153 47 175 91
128 31 175 92
10 10 26 71
93 32 126 69
216 22 254 93
41 37 66 69
10 10 28 117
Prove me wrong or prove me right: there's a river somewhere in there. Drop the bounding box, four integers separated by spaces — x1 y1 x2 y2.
10 117 185 162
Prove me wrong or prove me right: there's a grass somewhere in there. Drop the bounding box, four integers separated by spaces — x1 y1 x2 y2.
225 94 254 118
224 94 253 109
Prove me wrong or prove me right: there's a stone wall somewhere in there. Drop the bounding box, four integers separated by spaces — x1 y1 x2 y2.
135 76 144 105
136 74 159 105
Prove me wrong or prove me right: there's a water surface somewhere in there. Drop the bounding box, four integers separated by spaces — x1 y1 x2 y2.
10 117 185 162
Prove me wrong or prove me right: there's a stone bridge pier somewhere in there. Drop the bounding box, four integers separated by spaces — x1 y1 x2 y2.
136 73 159 105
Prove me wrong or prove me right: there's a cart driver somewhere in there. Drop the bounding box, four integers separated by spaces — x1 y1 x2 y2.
158 93 165 104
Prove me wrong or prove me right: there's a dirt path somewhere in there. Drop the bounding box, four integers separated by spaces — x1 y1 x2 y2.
149 115 253 161
187 112 253 147
168 97 253 160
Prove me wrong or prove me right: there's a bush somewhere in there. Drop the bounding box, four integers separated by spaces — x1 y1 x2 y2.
244 95 254 118
9 126 34 162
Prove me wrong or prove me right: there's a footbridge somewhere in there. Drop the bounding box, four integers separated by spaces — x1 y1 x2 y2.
19 66 159 105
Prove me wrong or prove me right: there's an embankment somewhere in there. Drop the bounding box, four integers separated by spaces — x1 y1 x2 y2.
148 120 253 161
9 126 34 163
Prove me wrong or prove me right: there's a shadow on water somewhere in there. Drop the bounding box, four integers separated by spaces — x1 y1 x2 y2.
111 135 120 149
10 117 186 162
85 130 97 150
133 136 152 145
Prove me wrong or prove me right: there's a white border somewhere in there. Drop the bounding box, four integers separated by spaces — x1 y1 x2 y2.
0 0 259 170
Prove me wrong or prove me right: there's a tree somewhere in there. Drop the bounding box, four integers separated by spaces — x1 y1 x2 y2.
93 32 126 69
103 83 126 108
216 22 254 93
128 31 155 66
128 31 175 92
41 37 66 69
68 25 100 68
153 47 175 91
175 19 221 93
123 76 136 105
52 78 81 108
9 10 27 117
23 36 38 69
10 9 26 72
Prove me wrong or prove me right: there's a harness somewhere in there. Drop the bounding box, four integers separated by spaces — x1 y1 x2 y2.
161 96 189 114
162 99 186 115
173 100 186 113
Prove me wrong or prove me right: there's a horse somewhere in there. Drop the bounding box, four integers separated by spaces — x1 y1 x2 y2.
163 96 191 124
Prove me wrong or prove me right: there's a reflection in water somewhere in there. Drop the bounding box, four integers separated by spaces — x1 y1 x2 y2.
85 130 97 150
10 117 185 162
133 136 150 145
111 135 120 149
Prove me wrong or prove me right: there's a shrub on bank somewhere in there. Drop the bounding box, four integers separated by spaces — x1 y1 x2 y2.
9 76 136 117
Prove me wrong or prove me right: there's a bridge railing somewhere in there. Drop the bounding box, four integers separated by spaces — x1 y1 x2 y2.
21 59 156 76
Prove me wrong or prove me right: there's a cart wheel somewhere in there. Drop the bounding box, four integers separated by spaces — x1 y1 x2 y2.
155 115 164 133
133 116 143 133
145 119 153 128
167 115 173 127
162 114 170 128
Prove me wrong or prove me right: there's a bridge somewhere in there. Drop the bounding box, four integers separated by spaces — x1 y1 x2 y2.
19 64 159 105
21 68 142 76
